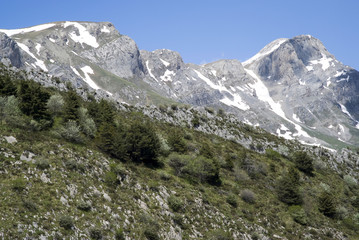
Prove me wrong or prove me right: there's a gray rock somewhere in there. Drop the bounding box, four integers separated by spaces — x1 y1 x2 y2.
4 136 17 144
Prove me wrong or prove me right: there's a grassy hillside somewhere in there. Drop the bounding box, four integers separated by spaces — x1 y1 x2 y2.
1 64 359 239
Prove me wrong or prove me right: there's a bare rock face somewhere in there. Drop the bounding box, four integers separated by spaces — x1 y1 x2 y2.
0 33 23 67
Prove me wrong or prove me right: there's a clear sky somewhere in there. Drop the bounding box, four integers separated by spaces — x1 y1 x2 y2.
1 0 358 69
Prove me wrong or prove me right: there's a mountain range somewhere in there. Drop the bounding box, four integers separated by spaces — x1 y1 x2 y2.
1 21 359 149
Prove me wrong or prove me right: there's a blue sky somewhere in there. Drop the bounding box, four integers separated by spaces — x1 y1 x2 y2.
1 0 358 69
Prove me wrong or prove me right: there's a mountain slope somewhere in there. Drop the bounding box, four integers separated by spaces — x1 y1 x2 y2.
1 64 359 239
1 22 359 148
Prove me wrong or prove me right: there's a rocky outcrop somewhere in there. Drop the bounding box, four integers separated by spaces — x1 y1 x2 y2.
0 33 23 67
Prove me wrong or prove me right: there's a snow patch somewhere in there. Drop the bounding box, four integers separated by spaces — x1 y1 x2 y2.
49 38 56 43
334 70 346 77
338 124 345 135
339 103 354 120
243 38 288 66
80 66 100 90
309 54 333 71
159 58 170 67
160 69 175 82
276 124 294 140
243 119 253 126
194 70 227 92
35 43 41 55
71 66 81 77
220 94 250 111
49 59 55 63
299 78 306 85
293 114 302 123
306 66 314 71
101 26 110 33
145 61 158 82
211 70 217 76
336 75 350 83
71 51 78 56
17 43 47 71
63 22 99 48
0 23 55 36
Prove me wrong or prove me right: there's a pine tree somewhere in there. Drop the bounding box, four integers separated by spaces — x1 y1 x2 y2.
276 167 302 205
126 120 160 166
63 89 80 122
293 151 314 176
318 191 336 218
0 74 17 96
17 80 50 121
167 130 187 153
88 99 116 127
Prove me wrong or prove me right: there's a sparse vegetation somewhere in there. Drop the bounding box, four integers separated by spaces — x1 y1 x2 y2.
0 64 359 239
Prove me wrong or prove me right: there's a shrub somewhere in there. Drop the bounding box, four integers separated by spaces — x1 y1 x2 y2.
318 191 336 218
352 197 359 209
172 214 186 229
77 107 97 137
288 205 307 225
206 229 231 240
35 158 50 170
226 193 238 208
217 108 225 117
47 94 64 115
170 104 178 111
59 215 74 230
233 164 249 182
89 228 102 240
336 206 348 220
115 229 125 240
265 148 281 161
104 171 118 187
168 153 190 176
343 175 357 188
57 120 82 143
143 226 159 240
184 156 221 185
241 158 267 179
168 195 184 212
292 151 314 176
191 115 200 128
241 189 256 204
23 199 37 212
77 201 91 212
167 130 187 153
12 177 26 192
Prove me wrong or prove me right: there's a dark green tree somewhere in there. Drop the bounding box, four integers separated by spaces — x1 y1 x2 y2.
17 80 51 121
200 142 214 159
88 98 116 127
126 120 161 166
167 130 187 153
293 151 314 176
276 167 302 205
63 89 80 122
184 156 221 185
0 74 17 96
318 191 336 218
